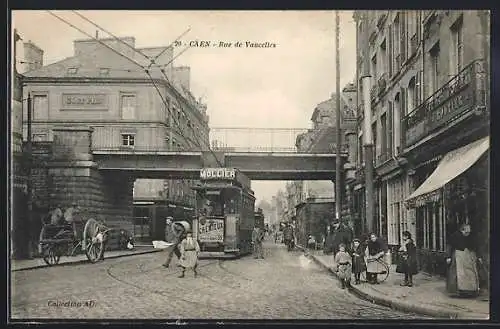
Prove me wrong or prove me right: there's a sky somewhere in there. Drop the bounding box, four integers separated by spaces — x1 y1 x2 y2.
12 10 357 204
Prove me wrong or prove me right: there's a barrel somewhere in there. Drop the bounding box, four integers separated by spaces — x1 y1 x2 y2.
172 221 191 237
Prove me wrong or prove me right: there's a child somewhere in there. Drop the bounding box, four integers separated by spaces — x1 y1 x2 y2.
334 243 352 289
178 232 200 278
351 238 366 285
396 231 418 287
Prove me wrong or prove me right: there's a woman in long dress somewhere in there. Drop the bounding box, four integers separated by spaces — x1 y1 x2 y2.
365 233 386 284
446 223 481 297
396 231 418 287
178 232 200 278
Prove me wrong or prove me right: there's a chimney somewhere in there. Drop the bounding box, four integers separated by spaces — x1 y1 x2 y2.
73 36 136 58
173 66 191 91
23 40 44 72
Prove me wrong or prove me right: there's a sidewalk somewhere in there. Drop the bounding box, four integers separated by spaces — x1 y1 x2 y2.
299 246 489 320
11 246 163 271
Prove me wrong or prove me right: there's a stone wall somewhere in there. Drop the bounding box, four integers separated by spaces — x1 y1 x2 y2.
21 127 135 254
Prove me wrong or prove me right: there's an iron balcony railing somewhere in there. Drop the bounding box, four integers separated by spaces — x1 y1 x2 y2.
376 152 390 166
402 59 488 148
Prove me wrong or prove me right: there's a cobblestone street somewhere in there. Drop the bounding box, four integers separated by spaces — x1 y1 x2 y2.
11 242 434 320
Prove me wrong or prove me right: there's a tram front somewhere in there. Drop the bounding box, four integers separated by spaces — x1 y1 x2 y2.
192 168 255 257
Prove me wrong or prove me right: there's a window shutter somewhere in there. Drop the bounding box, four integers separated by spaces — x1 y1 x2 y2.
387 102 393 155
388 25 393 77
400 12 406 63
416 71 422 105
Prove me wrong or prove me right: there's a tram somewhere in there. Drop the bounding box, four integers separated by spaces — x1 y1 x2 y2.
254 208 265 230
192 167 255 257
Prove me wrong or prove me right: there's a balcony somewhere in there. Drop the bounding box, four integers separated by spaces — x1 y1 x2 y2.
402 59 488 148
376 152 390 166
377 73 388 95
410 34 418 57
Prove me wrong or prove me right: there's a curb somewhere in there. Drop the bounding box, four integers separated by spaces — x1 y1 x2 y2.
11 249 163 272
298 245 481 320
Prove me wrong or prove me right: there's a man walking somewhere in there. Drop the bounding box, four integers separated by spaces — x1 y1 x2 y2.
252 225 265 259
162 217 182 268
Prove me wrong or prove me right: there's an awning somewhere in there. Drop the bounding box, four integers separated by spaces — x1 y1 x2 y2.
405 136 489 208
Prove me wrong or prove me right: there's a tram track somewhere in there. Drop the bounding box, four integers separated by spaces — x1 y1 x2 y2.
104 258 258 318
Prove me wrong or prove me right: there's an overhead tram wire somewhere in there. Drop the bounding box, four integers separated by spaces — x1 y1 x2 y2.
46 11 200 148
71 10 151 62
46 11 145 70
46 11 224 168
148 27 192 70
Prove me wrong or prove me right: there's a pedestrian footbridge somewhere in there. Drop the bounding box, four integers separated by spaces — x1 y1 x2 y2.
92 127 350 180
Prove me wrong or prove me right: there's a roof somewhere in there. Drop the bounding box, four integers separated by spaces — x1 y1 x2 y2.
22 40 206 119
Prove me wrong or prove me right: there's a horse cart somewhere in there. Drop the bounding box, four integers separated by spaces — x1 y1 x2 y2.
38 218 112 266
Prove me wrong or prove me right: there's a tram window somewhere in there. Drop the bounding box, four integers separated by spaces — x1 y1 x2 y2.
224 189 240 215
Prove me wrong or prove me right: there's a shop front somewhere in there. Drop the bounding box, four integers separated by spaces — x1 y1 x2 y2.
405 137 489 278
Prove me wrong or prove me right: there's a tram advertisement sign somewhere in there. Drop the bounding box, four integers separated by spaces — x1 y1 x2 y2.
198 219 224 242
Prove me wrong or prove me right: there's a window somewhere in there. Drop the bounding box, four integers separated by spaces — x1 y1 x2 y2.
388 178 403 245
32 94 48 120
380 113 387 160
407 77 417 115
67 67 78 75
393 94 401 155
429 43 440 95
392 13 401 73
380 40 387 75
121 133 135 147
451 17 464 75
372 122 378 159
387 102 393 156
371 55 378 80
121 94 136 120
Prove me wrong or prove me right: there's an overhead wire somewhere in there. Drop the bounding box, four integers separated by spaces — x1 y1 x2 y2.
71 10 151 62
45 10 224 167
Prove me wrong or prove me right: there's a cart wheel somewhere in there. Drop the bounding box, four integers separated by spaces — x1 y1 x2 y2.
378 262 390 283
43 246 61 266
84 219 105 263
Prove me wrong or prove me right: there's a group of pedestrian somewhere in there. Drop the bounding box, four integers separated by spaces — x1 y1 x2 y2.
162 216 200 278
325 219 484 298
331 231 391 289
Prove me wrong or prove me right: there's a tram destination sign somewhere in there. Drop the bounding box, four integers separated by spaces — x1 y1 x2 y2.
200 167 251 189
200 168 236 180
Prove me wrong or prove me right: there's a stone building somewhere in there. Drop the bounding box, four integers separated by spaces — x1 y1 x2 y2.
20 36 210 245
287 85 358 246
11 29 29 258
353 10 490 276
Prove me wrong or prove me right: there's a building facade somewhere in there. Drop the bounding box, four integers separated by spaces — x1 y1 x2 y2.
11 29 29 258
353 10 490 276
285 86 358 245
20 36 210 240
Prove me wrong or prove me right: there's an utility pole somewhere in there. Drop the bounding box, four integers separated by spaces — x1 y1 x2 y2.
361 12 375 234
26 93 34 257
335 11 342 221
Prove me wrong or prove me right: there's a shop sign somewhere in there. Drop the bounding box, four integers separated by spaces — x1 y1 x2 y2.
62 94 108 108
198 219 224 242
